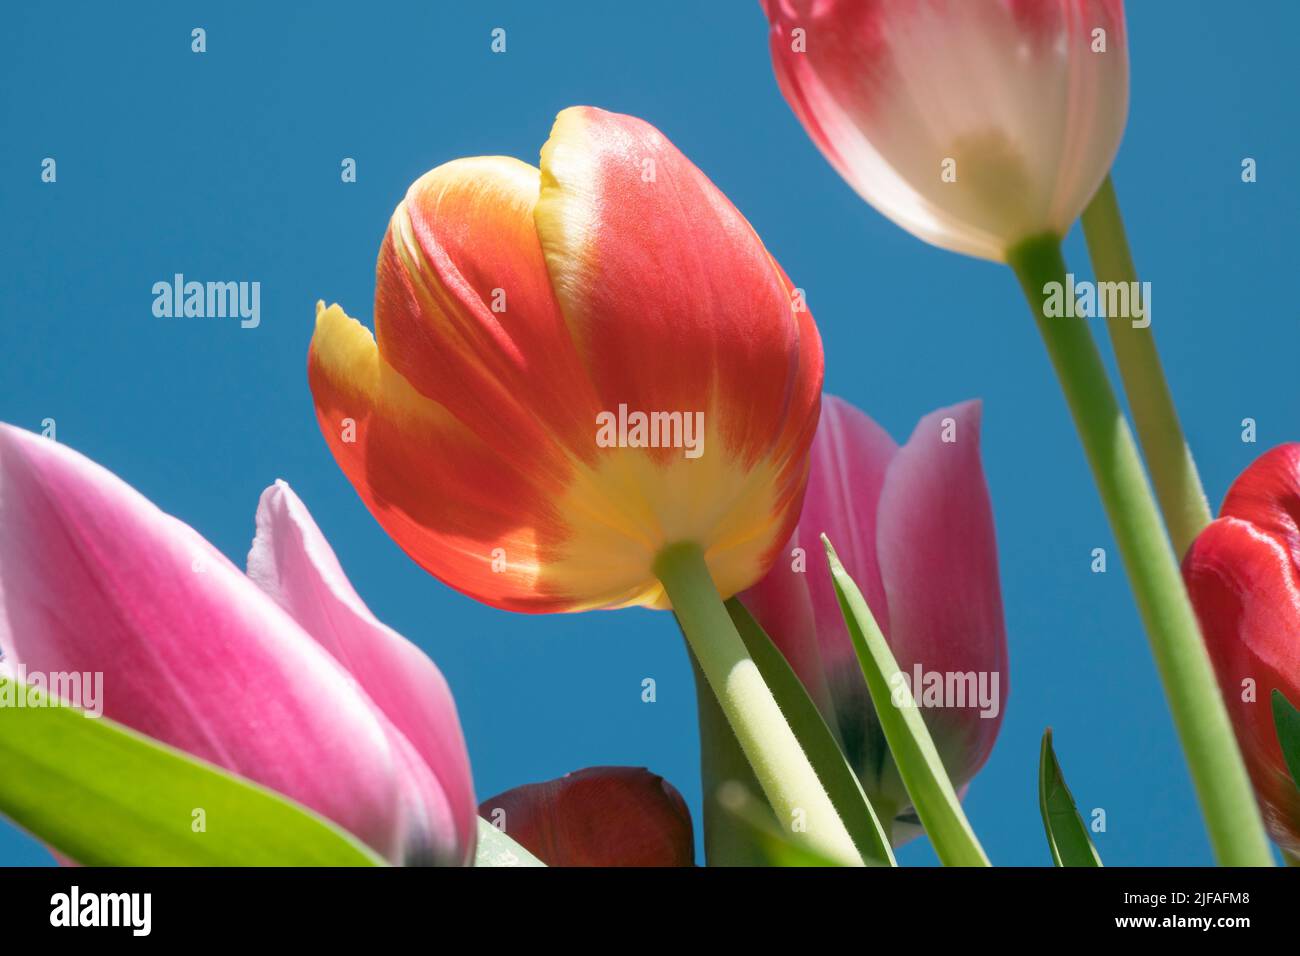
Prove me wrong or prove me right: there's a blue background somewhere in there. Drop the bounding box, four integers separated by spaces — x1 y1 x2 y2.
2 1 1297 866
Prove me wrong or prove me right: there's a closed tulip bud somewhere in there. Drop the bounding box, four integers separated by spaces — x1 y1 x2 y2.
479 767 695 867
1183 444 1300 855
760 0 1130 261
309 105 822 612
741 396 1008 834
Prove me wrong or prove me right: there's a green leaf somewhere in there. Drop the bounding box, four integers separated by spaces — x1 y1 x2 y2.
474 817 546 867
724 598 895 866
1038 729 1102 866
1271 689 1300 793
822 536 990 866
714 781 845 868
0 677 384 866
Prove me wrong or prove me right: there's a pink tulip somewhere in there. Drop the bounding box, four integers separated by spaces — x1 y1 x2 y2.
740 396 1007 830
0 424 476 866
760 0 1129 262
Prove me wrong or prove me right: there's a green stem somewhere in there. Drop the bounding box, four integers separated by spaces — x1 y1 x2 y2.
1008 234 1272 867
1081 176 1212 558
654 541 861 866
687 648 770 866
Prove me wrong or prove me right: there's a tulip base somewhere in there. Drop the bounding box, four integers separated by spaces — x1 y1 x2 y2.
655 541 861 866
1007 233 1272 867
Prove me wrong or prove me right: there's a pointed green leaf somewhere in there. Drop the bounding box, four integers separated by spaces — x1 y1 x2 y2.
0 678 385 865
474 817 546 867
723 598 895 866
1039 729 1102 866
1271 689 1300 793
822 535 990 866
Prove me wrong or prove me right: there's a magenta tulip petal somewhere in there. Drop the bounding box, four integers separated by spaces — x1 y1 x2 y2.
875 401 1008 782
794 394 898 670
741 394 898 753
246 480 477 859
742 394 1007 829
0 424 470 865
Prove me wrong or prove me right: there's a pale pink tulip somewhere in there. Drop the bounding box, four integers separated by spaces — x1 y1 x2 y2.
741 396 1007 833
0 424 476 866
761 0 1129 261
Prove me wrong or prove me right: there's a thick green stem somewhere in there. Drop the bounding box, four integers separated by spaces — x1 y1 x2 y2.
655 541 861 866
1008 234 1272 867
687 650 769 866
1081 176 1212 558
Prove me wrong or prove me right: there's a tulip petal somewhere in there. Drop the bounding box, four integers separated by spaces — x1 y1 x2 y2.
308 302 575 611
762 0 1129 261
478 767 695 867
1219 443 1300 575
246 479 477 860
1184 516 1300 852
0 424 463 864
377 155 601 460
536 106 818 465
874 400 1008 784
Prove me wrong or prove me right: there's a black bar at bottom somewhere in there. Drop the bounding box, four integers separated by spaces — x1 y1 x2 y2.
0 866 1280 940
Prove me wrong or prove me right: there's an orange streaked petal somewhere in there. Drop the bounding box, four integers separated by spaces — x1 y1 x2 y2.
377 156 600 465
308 302 577 612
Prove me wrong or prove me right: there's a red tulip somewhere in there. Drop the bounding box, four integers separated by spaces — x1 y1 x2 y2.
760 0 1130 261
1183 443 1300 854
479 767 694 867
741 395 1007 831
309 105 822 613
0 425 476 865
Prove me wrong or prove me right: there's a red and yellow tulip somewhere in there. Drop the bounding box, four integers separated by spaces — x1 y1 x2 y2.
309 106 822 614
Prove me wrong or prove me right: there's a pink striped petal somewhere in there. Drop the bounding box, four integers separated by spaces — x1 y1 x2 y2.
0 424 467 865
246 480 477 861
875 401 1008 784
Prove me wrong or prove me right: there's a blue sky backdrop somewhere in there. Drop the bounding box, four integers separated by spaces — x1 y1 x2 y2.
2 1 1297 865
